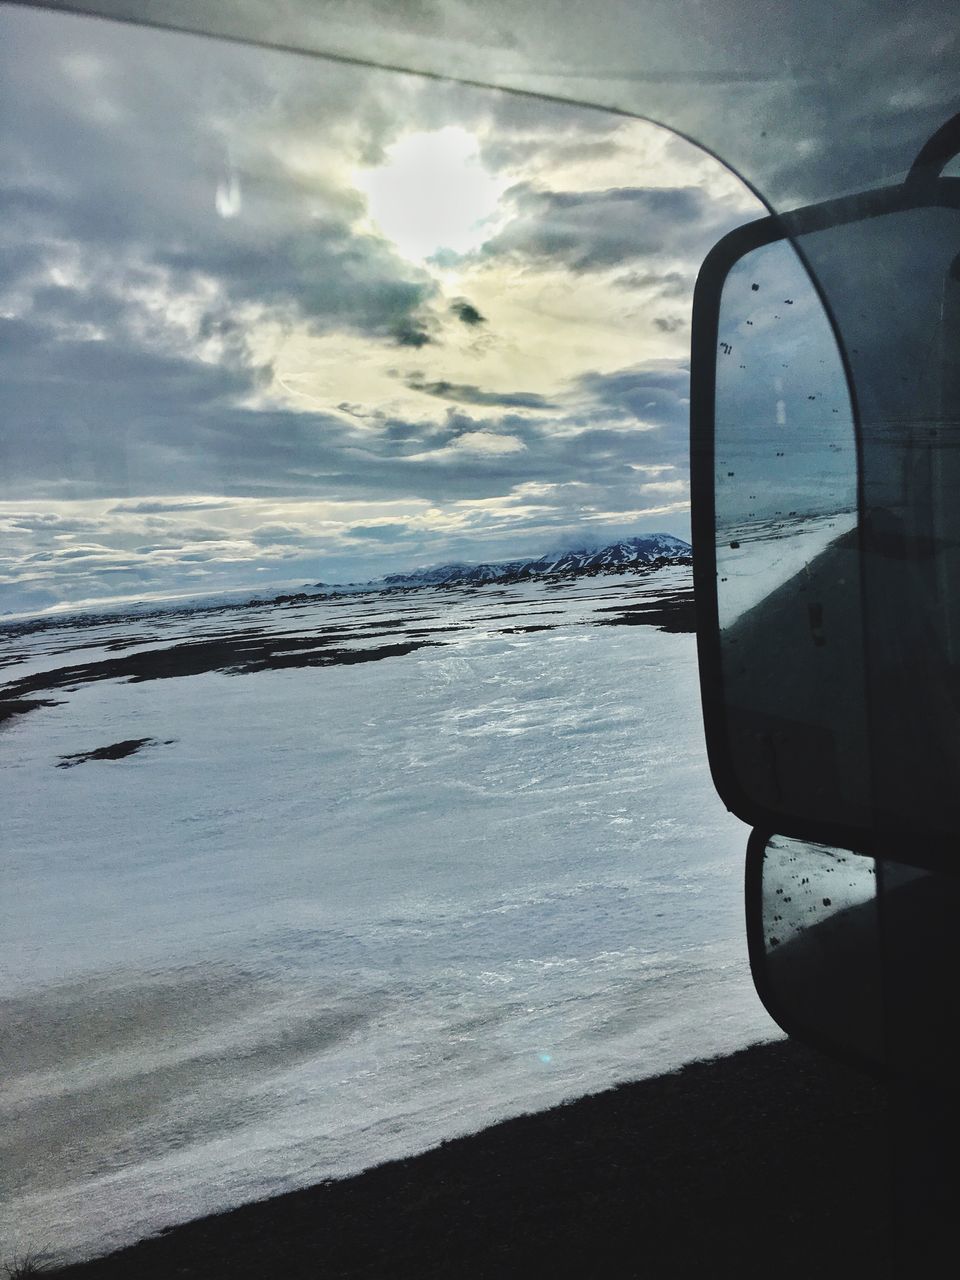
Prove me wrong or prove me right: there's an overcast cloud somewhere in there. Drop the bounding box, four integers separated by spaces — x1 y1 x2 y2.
0 4 761 614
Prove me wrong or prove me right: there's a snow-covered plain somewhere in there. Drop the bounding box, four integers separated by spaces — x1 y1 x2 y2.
0 567 777 1265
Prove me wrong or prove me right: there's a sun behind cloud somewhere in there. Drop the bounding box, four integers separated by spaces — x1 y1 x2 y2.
355 126 507 262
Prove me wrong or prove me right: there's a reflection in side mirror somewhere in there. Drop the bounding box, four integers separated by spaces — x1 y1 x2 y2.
747 830 960 1079
712 235 869 834
747 832 884 1071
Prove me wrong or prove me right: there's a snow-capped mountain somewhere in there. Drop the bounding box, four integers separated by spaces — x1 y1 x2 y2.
5 537 690 634
377 533 691 588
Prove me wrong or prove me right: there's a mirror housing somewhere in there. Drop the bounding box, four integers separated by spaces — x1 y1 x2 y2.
692 178 960 867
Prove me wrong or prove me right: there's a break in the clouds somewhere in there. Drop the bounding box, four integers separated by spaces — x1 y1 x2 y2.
0 4 761 614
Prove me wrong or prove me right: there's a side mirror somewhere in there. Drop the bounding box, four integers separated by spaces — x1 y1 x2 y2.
746 829 960 1079
691 178 960 866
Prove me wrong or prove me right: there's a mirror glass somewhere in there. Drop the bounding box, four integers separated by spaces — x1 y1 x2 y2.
753 833 960 1077
714 238 869 829
714 203 960 841
754 834 883 1066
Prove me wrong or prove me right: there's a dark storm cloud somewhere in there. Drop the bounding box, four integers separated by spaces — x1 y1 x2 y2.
481 134 625 172
345 523 414 540
109 500 235 514
406 379 550 408
577 363 689 417
615 269 689 296
2 263 690 510
148 215 436 342
566 363 690 465
28 284 130 333
248 523 313 544
0 9 437 348
0 512 107 535
0 320 519 502
1 183 436 353
0 312 263 500
0 238 47 292
480 183 747 271
392 317 434 346
387 362 691 492
0 317 246 405
450 299 486 325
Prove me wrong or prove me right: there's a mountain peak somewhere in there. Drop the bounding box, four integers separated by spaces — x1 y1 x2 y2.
376 533 691 589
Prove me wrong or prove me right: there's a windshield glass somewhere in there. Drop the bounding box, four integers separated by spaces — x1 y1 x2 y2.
0 4 770 1266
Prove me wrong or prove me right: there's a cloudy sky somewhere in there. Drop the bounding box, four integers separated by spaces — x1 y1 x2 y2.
0 4 762 615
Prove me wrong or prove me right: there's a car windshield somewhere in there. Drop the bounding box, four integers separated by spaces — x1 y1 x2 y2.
0 4 778 1266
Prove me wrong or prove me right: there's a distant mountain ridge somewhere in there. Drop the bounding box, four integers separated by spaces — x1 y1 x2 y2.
1 535 691 636
375 533 691 589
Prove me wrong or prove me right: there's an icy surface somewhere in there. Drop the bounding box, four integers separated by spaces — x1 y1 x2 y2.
0 568 776 1264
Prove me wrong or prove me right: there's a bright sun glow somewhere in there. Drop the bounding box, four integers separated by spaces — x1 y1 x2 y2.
355 126 507 262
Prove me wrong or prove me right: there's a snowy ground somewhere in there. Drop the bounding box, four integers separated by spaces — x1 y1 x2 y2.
0 567 777 1265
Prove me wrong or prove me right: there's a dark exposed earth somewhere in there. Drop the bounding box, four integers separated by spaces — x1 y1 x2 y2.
42 1038 890 1280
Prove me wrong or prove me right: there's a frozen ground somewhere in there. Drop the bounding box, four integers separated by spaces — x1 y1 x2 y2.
0 567 777 1265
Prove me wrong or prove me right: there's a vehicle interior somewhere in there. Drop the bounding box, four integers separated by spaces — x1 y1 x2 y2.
2 2 958 1277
